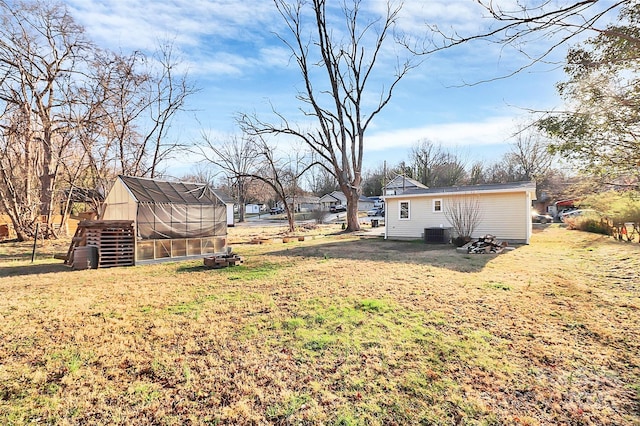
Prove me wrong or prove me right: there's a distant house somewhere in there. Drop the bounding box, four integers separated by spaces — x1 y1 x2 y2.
319 191 374 212
285 195 321 212
383 175 428 196
369 196 384 208
383 181 537 244
319 191 344 210
245 204 261 214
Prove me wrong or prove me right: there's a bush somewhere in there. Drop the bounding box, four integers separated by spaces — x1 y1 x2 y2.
308 209 327 224
566 217 612 235
579 190 640 224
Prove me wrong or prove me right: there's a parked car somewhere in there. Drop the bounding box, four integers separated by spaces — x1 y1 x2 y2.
560 209 597 222
367 208 384 217
330 204 346 213
270 207 284 215
531 212 553 224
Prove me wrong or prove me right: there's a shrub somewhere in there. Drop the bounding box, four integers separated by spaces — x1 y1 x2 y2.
308 209 327 224
444 196 481 243
567 217 612 235
579 190 640 224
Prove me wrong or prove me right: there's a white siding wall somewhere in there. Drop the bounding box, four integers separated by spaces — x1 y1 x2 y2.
358 200 375 212
386 192 530 242
226 204 235 226
471 193 529 241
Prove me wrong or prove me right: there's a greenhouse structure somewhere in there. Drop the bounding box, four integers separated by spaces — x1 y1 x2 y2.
102 175 229 263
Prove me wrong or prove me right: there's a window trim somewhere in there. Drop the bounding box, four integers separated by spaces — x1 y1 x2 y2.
433 198 443 213
399 200 410 220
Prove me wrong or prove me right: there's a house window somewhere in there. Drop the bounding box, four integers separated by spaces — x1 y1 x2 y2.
399 201 410 220
433 199 442 213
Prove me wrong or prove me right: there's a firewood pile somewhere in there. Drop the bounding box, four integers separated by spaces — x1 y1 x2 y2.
465 235 508 254
203 252 245 269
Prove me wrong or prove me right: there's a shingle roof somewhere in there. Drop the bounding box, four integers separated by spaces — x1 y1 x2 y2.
386 181 536 197
319 191 375 203
211 189 234 204
384 175 428 190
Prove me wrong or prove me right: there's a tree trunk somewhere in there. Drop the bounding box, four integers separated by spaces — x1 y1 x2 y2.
284 204 295 233
344 187 361 232
237 180 246 223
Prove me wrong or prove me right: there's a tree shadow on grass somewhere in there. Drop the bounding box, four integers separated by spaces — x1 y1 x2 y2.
0 262 71 278
176 264 209 273
265 238 498 273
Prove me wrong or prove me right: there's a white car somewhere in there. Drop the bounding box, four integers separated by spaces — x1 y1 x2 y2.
560 209 597 222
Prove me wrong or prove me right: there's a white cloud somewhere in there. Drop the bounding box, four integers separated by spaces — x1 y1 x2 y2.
66 0 278 50
57 0 568 175
366 116 515 151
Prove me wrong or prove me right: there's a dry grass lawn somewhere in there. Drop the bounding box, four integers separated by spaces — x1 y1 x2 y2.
0 225 638 425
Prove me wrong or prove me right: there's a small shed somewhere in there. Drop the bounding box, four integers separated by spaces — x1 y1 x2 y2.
210 189 235 227
102 175 228 263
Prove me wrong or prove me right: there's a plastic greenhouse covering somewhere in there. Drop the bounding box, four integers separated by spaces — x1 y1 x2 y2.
119 176 227 240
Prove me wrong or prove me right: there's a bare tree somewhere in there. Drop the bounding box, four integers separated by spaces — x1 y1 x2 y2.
249 136 315 232
180 163 221 187
480 127 556 195
506 127 554 182
89 44 197 180
483 161 522 184
196 132 315 231
410 140 445 187
0 0 92 239
196 134 260 223
467 161 486 185
144 41 199 178
418 1 626 79
0 2 196 240
406 140 468 187
239 0 415 232
305 162 339 197
444 196 482 243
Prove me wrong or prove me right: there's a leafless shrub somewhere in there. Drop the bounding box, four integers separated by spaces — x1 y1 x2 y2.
444 196 482 241
308 209 327 224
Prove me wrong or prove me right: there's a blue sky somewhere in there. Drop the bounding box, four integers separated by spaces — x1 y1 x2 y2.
65 0 589 177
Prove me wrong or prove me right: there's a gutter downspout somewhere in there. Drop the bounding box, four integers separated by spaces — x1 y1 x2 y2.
526 190 532 244
382 196 388 240
384 205 388 240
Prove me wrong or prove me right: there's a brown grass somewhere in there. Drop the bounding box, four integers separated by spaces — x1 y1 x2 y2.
0 225 638 425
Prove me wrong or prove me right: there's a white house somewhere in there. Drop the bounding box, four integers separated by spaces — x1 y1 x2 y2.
285 195 321 212
383 175 428 195
383 181 537 244
245 204 261 214
319 191 375 212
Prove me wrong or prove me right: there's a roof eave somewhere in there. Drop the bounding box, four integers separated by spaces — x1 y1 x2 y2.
382 184 536 200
